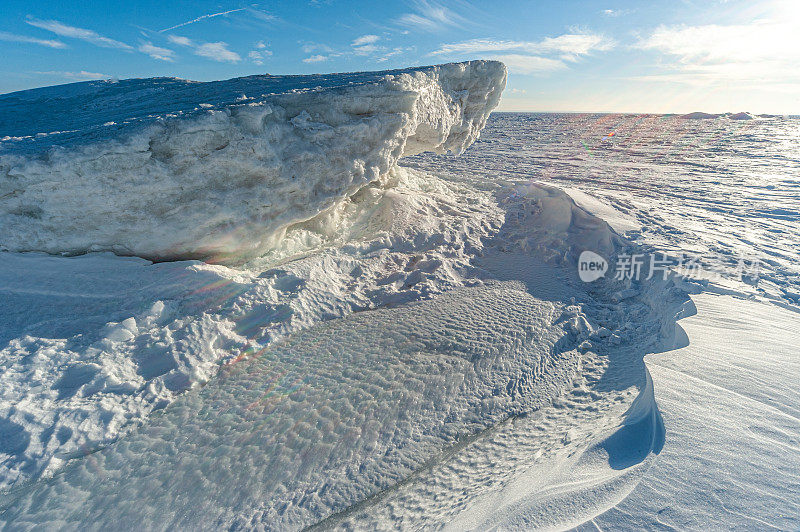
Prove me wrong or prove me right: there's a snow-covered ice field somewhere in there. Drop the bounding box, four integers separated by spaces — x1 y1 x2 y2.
1 62 798 529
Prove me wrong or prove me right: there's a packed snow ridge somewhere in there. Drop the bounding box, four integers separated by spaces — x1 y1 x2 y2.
0 61 506 263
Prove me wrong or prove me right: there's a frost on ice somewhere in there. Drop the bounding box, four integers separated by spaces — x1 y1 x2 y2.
0 61 506 263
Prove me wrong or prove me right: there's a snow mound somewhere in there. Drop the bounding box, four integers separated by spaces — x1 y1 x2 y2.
0 61 506 263
727 111 754 120
679 112 720 120
586 294 800 530
679 111 757 120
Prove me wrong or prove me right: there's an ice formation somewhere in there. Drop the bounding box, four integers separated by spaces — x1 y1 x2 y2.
727 111 754 120
679 111 721 119
0 61 505 263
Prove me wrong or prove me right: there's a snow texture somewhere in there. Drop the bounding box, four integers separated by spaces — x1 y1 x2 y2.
581 293 800 530
1 177 676 531
0 61 505 263
2 90 798 529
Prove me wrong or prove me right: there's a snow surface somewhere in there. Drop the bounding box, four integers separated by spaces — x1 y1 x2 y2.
2 80 799 529
581 293 800 530
1 176 686 530
0 61 505 263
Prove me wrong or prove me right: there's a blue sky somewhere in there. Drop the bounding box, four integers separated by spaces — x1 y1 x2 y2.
1 0 799 113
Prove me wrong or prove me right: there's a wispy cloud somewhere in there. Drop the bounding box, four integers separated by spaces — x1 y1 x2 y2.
538 33 616 60
301 42 333 54
159 8 245 33
26 17 133 50
602 8 632 17
303 54 328 63
138 42 175 61
486 54 566 74
353 44 381 56
34 70 109 80
168 35 240 63
432 34 614 59
248 49 271 65
352 34 380 46
637 17 800 84
244 7 278 25
195 42 240 63
0 31 66 48
167 35 193 47
431 33 614 73
397 0 467 32
351 34 384 56
377 47 409 62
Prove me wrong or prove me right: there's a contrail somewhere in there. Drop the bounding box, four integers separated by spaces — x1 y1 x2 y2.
159 8 244 33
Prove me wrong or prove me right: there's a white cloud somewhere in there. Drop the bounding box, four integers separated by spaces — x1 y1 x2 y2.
35 70 108 80
488 54 566 74
194 42 240 63
303 54 328 63
168 35 193 47
353 44 381 56
377 46 412 63
301 42 333 54
537 33 615 60
352 34 380 46
248 49 271 65
26 18 133 50
430 33 614 74
159 8 245 33
351 35 385 56
0 31 66 49
255 40 268 49
167 35 240 63
602 8 632 17
432 34 614 59
637 17 800 84
138 42 175 62
397 0 467 32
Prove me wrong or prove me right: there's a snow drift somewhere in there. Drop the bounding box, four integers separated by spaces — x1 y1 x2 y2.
0 177 669 530
0 61 506 263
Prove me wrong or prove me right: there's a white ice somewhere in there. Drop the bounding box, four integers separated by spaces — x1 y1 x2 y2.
0 61 505 263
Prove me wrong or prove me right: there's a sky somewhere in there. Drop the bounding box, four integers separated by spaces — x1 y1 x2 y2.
1 0 799 113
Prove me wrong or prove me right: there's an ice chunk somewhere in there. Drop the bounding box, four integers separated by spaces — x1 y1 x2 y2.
679 111 720 119
0 61 506 263
727 111 754 120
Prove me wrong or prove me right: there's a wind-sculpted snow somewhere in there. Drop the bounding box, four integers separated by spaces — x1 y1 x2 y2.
0 169 684 530
0 281 581 530
0 168 504 491
0 61 505 263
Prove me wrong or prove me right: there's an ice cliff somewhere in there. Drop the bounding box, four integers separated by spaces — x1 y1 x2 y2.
0 61 506 263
